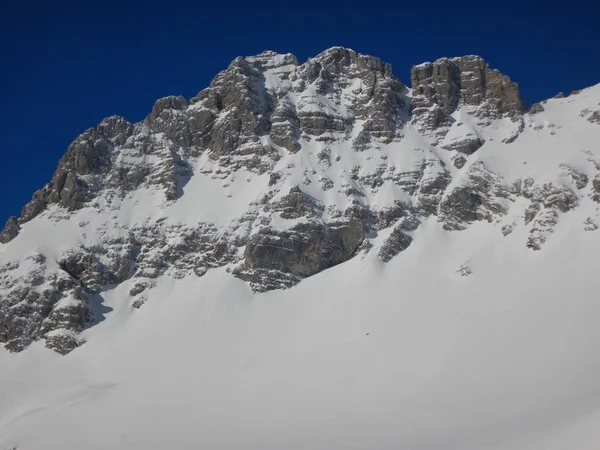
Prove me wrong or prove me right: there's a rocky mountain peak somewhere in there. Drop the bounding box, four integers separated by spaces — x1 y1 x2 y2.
1 47 599 354
0 216 19 244
309 46 392 77
411 54 525 119
244 50 299 71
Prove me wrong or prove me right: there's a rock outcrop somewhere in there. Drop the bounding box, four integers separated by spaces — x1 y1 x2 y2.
438 162 513 230
0 216 20 243
234 219 364 292
411 55 525 120
410 55 525 149
0 253 92 353
378 226 414 262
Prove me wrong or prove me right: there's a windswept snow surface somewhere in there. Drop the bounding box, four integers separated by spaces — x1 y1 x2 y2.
1 66 600 448
2 219 600 449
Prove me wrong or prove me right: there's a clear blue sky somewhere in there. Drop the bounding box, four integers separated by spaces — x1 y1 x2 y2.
1 0 598 225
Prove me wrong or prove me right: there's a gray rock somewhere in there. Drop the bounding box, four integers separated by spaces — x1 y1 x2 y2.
129 281 153 297
19 128 113 223
438 187 482 230
502 223 515 236
237 220 364 291
592 175 600 203
457 262 473 277
528 103 545 114
452 155 467 169
148 96 189 120
411 55 525 121
206 57 274 158
44 332 85 355
231 267 301 292
0 253 91 353
377 204 410 229
246 50 299 71
272 187 324 219
560 164 589 189
269 100 301 152
97 115 134 145
386 159 451 217
268 172 282 186
584 217 598 231
588 111 600 124
298 110 350 136
378 226 413 262
131 297 147 309
294 47 407 143
442 136 485 154
59 251 116 294
518 179 579 250
529 183 578 213
527 209 559 250
502 118 525 144
438 162 512 230
0 216 20 244
40 287 92 336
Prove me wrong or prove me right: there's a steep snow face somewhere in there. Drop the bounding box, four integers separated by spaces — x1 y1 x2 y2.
2 222 600 450
1 47 600 449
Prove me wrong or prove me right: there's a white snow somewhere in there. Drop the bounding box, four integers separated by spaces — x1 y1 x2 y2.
2 219 600 450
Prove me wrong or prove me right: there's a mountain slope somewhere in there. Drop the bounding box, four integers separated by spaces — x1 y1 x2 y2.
1 47 600 449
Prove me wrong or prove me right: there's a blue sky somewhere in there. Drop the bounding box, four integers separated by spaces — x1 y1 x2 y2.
1 0 598 225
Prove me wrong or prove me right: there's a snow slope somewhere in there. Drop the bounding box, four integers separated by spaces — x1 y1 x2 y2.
2 219 600 450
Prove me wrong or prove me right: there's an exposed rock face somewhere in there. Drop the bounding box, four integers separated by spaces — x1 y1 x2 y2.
457 261 473 277
235 220 364 292
378 226 413 262
593 175 600 202
559 164 588 190
529 102 545 114
527 209 559 250
442 136 485 155
270 99 301 152
381 158 451 217
59 251 117 293
0 216 20 243
1 47 598 354
0 253 92 353
410 56 525 146
519 179 579 248
272 187 324 219
438 162 513 230
584 217 599 231
411 55 525 119
19 128 113 223
44 331 86 355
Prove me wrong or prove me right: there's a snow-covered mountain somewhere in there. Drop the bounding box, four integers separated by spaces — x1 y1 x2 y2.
1 47 600 449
